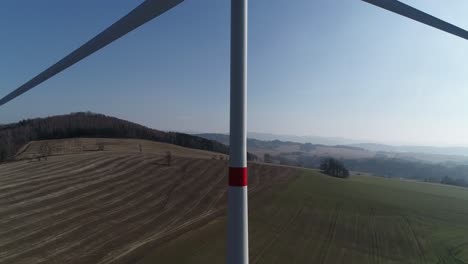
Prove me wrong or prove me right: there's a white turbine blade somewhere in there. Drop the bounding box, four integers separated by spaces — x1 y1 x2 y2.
0 0 183 107
363 0 468 40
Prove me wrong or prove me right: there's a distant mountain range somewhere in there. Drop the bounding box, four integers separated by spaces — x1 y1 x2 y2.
244 132 365 145
195 133 468 165
196 133 468 186
349 143 468 157
194 132 468 158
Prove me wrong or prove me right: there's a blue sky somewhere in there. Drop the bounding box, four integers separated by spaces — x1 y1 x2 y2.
1 0 468 146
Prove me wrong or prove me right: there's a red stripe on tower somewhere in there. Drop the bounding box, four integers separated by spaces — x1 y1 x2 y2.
229 167 248 186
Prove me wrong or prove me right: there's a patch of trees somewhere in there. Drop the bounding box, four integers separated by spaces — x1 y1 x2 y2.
263 153 320 168
299 143 317 152
344 157 468 187
335 145 366 151
320 158 350 178
264 153 273 163
0 112 233 162
263 153 301 167
257 151 468 187
440 176 468 187
246 152 258 162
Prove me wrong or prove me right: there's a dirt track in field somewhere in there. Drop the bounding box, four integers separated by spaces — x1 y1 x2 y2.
0 140 298 264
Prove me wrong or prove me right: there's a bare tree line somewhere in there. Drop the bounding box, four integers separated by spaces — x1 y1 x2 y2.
0 112 230 162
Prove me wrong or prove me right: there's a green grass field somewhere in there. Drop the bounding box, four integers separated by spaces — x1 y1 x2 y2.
138 169 468 264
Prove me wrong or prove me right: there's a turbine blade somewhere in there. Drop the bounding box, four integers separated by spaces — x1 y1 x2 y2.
0 0 183 107
363 0 468 40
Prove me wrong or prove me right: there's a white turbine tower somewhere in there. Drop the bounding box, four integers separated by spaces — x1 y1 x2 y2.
0 0 249 263
228 1 249 264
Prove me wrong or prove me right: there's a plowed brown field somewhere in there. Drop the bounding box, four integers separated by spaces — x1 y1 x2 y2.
0 139 298 264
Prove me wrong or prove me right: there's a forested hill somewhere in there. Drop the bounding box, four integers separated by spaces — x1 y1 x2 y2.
0 112 229 162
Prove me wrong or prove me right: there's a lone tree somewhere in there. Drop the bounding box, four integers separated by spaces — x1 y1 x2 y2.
97 143 105 151
320 158 349 178
38 143 51 161
264 153 273 163
166 151 172 166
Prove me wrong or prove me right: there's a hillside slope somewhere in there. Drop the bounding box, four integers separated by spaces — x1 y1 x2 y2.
196 133 372 160
0 112 229 162
0 139 297 264
197 133 468 187
139 170 468 264
15 138 228 161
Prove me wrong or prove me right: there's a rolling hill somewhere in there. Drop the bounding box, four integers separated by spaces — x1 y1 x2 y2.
2 138 468 263
196 133 468 165
197 133 468 187
0 112 230 163
139 169 468 264
0 138 296 264
196 133 373 160
352 143 468 157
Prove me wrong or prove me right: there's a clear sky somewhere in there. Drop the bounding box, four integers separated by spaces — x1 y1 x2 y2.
1 0 468 146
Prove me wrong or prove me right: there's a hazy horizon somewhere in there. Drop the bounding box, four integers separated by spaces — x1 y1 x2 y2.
1 0 468 146
6 111 468 148
192 130 468 148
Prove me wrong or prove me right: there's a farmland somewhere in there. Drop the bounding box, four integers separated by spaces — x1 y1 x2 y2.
0 138 297 264
2 138 468 263
140 170 468 263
